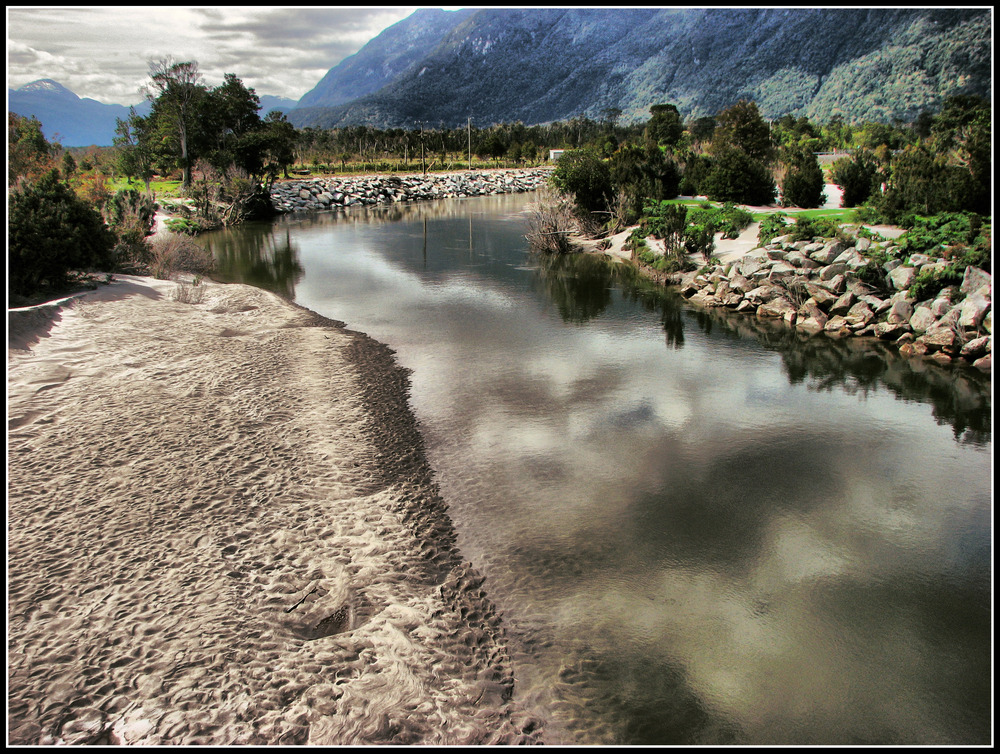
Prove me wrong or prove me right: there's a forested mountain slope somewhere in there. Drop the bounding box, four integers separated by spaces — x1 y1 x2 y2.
288 7 991 129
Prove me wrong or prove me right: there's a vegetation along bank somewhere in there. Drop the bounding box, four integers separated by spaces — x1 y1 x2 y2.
633 219 992 372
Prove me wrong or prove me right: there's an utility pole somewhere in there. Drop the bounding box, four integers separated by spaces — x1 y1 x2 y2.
420 123 426 175
468 117 472 171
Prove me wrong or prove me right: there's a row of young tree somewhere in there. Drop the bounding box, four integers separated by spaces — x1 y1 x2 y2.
548 94 990 231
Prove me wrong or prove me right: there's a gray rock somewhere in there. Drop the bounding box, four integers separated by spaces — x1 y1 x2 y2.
919 326 962 354
829 291 856 316
875 321 911 340
758 296 798 324
961 266 991 295
887 265 917 291
887 299 914 325
845 301 875 329
959 295 991 330
745 284 785 306
908 253 937 267
796 301 828 332
960 336 990 359
824 315 851 334
909 306 937 334
819 263 849 281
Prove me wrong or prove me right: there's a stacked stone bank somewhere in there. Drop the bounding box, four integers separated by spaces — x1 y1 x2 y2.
660 234 992 371
270 169 551 213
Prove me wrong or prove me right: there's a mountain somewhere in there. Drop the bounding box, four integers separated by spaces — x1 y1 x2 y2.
287 7 992 130
8 80 152 147
258 95 298 117
295 7 477 111
9 81 298 147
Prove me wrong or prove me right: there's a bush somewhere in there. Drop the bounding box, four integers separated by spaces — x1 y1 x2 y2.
9 169 117 296
147 235 217 280
788 216 846 242
551 149 613 214
757 213 789 245
897 212 984 255
830 150 879 207
105 189 156 268
908 265 966 302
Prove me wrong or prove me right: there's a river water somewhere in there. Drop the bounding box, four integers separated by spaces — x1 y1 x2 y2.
199 192 992 745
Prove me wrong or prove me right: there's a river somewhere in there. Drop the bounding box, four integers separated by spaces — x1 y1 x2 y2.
199 192 992 745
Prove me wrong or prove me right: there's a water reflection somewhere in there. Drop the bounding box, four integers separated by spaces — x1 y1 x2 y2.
683 303 992 447
201 223 304 299
197 195 991 745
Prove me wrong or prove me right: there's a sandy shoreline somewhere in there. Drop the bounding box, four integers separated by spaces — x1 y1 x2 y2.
7 276 540 745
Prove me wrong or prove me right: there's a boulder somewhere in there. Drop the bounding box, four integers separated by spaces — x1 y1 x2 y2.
796 301 828 333
824 315 852 335
919 326 962 354
961 266 991 296
958 295 991 330
960 336 990 360
844 301 875 329
829 291 856 316
809 240 846 265
745 284 784 306
819 263 848 282
887 265 917 291
758 296 798 324
908 306 937 334
886 299 914 325
875 321 911 340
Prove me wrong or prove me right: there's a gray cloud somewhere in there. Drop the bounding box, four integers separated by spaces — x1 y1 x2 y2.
7 6 417 104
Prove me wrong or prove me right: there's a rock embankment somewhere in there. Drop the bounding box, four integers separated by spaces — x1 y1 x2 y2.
270 169 551 213
657 233 992 371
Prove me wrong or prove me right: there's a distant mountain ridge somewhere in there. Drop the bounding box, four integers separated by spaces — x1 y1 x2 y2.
8 79 153 147
287 7 992 129
8 81 298 147
295 7 477 110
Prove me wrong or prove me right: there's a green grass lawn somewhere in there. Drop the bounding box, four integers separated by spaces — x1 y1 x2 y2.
660 197 855 223
108 177 183 198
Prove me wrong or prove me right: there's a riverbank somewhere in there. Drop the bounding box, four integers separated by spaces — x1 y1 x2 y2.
582 212 991 372
7 276 541 745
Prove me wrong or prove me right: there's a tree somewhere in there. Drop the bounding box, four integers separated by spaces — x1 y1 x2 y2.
780 146 825 208
262 111 297 179
700 146 776 206
9 169 117 295
9 113 55 187
203 73 262 173
711 100 772 162
688 116 716 146
647 103 684 150
609 143 680 222
114 108 156 198
830 149 879 207
551 149 613 214
145 58 205 187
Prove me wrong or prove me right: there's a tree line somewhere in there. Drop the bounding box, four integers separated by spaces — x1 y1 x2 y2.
8 60 990 300
548 95 990 230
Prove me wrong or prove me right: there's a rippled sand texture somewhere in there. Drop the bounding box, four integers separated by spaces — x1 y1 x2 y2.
7 276 540 745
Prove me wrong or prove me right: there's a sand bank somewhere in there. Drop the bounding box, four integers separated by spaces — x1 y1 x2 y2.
7 276 540 745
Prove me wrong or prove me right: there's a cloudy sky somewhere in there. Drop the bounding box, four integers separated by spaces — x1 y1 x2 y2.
7 6 422 105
